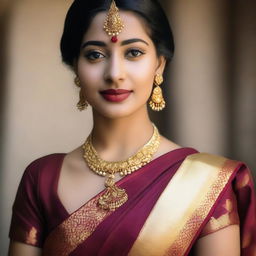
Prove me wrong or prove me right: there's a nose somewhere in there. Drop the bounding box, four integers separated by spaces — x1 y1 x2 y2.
104 52 125 85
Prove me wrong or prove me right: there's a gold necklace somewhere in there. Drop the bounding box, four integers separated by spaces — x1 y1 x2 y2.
82 124 160 211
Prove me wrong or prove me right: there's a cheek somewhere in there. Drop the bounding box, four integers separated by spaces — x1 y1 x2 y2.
127 59 156 88
77 58 104 83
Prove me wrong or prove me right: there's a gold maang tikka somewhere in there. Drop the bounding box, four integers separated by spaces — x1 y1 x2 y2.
103 0 124 43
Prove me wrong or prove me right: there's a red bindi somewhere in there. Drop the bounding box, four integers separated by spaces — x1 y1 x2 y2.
111 36 118 43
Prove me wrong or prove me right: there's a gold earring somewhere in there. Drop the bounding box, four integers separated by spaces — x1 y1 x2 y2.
74 77 89 111
149 74 166 111
77 90 89 111
74 76 81 87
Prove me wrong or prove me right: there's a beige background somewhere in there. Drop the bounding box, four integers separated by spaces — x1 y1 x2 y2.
0 0 255 254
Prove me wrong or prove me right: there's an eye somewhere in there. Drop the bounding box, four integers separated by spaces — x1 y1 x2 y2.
84 50 105 61
126 49 145 58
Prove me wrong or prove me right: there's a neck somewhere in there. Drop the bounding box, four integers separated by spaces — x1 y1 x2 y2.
90 106 155 162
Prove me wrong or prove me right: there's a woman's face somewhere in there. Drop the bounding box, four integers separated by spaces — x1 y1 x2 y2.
76 11 166 119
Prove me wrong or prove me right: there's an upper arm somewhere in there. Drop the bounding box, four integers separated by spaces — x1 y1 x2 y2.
193 225 240 256
8 241 42 256
9 162 45 247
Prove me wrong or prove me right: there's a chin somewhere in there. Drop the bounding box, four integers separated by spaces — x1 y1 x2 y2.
93 104 144 120
100 108 135 119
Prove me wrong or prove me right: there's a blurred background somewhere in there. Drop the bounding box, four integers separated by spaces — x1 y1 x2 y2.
0 0 255 253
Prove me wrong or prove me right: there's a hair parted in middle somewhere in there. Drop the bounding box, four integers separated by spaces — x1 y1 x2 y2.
60 0 174 69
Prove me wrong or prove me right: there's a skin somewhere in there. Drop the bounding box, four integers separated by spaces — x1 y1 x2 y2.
8 11 240 256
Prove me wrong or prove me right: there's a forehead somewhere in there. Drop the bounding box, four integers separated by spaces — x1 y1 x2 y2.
83 11 152 43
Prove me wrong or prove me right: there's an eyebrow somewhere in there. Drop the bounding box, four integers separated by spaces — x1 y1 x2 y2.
81 41 106 49
81 38 149 49
121 38 149 46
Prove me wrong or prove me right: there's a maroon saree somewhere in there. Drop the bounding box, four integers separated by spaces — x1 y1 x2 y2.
9 149 256 256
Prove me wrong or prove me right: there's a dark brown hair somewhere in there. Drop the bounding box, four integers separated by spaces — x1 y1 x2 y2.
60 0 174 68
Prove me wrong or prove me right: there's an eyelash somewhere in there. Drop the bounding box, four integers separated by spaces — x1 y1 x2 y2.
125 48 145 58
84 48 145 61
84 51 105 61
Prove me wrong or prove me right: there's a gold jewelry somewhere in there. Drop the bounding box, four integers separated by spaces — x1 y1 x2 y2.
103 0 124 43
77 90 89 111
74 77 89 111
82 124 160 211
74 76 81 87
149 74 166 111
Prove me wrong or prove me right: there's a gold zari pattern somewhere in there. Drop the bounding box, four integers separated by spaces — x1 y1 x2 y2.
165 158 238 256
200 194 240 237
205 213 238 234
235 173 250 190
128 153 238 256
83 124 160 211
43 194 111 256
26 227 37 245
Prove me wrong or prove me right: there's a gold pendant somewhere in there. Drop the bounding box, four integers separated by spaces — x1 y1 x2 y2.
83 124 160 211
98 174 128 211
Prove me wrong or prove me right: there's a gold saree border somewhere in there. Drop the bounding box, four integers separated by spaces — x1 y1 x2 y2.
128 153 238 256
43 194 112 256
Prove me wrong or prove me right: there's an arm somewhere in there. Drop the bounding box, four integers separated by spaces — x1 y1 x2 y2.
193 225 240 256
8 241 42 256
9 159 47 253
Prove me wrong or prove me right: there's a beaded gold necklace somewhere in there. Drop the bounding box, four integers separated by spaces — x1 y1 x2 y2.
82 124 160 211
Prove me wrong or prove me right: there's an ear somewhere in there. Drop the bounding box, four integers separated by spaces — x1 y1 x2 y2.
155 55 166 75
73 58 78 74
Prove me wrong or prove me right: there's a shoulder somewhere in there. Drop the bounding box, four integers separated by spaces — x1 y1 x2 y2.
22 153 66 182
185 152 242 172
184 153 250 192
24 153 66 172
16 153 66 204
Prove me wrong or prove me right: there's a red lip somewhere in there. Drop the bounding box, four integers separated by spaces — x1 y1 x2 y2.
100 89 132 102
100 89 132 95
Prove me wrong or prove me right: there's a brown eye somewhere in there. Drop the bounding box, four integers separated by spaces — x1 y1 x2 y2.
126 49 145 58
85 51 105 60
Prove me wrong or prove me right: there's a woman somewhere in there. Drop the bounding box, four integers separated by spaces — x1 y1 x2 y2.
8 0 256 255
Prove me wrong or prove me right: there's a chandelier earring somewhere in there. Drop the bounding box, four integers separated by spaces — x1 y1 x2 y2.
149 74 166 111
74 77 89 111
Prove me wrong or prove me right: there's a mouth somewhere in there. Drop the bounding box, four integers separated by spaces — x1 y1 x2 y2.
100 89 132 102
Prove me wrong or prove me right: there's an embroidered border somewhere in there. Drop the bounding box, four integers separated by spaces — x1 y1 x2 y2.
128 153 238 256
165 159 238 255
43 194 112 256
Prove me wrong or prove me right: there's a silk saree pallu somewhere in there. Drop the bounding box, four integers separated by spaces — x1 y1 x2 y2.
43 151 256 256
